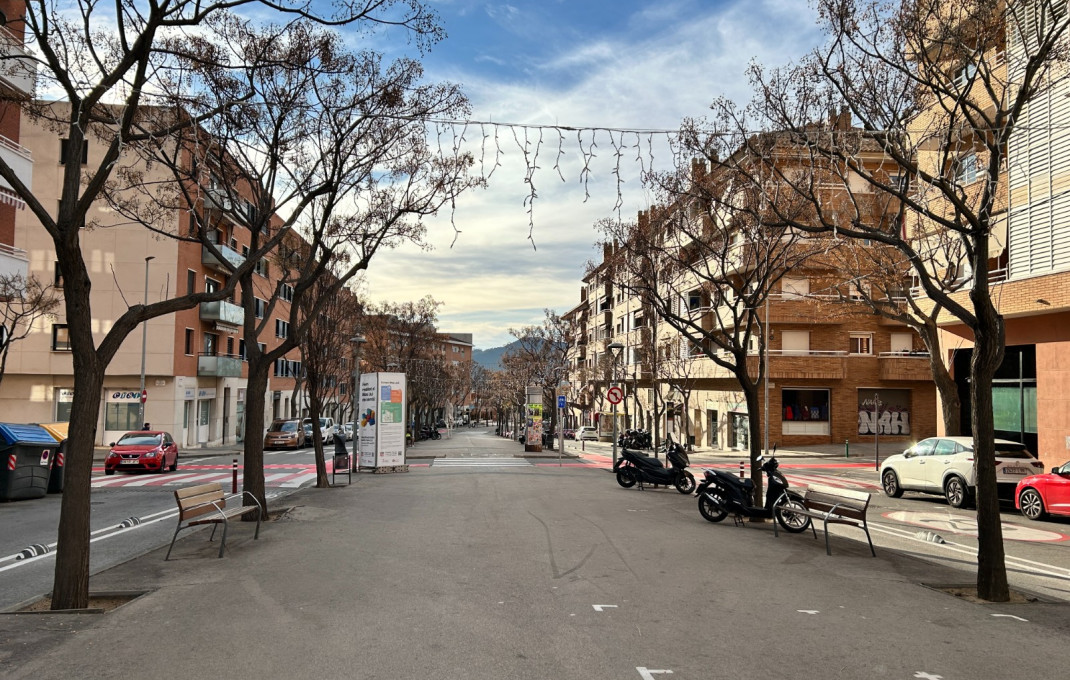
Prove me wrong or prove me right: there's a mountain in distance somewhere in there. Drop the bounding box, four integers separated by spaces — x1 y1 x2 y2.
472 340 520 370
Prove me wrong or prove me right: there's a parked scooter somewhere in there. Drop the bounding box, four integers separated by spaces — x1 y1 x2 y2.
695 454 811 532
617 428 653 450
614 435 696 494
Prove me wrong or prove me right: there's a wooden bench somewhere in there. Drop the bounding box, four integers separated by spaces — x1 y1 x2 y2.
165 483 262 560
789 484 875 556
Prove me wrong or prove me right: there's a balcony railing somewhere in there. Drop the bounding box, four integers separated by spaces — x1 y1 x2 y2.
0 134 33 197
201 243 244 274
199 300 244 327
878 351 933 381
0 242 29 280
197 354 243 378
0 26 36 95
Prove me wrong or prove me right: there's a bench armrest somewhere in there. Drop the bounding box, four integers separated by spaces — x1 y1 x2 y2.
224 491 263 516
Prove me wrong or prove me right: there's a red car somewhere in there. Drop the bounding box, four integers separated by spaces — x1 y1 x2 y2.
104 431 179 475
1015 461 1070 520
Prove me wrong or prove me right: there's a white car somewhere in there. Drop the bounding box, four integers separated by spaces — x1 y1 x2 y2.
342 422 354 441
575 426 599 441
302 417 336 440
880 436 1044 508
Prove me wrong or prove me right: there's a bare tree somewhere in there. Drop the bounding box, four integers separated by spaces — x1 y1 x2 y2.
712 0 1070 601
0 274 60 389
505 310 570 447
0 0 457 611
300 278 362 487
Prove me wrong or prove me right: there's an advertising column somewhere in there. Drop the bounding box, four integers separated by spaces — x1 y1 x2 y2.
358 372 407 469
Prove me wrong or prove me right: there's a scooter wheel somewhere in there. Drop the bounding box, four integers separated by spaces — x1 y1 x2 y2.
774 497 812 534
616 467 638 488
698 491 728 523
675 471 696 495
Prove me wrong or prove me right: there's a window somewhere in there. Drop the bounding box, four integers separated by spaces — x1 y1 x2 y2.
280 284 294 302
254 298 266 319
186 270 196 295
782 277 809 299
226 337 234 355
953 153 978 185
890 332 913 354
850 281 871 301
203 332 218 356
255 259 270 277
276 319 289 338
52 324 72 351
781 330 810 354
239 339 247 361
105 402 141 431
782 388 830 435
204 277 220 295
687 289 705 311
953 61 977 89
850 332 873 355
59 139 88 165
184 328 194 355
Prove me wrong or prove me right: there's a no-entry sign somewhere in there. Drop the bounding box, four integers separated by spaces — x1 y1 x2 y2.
607 386 623 404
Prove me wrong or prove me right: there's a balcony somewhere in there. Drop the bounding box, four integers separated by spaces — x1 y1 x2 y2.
0 242 28 280
766 293 846 325
0 27 36 95
199 300 244 328
0 135 33 198
879 352 933 381
747 350 848 380
197 354 243 378
201 243 244 274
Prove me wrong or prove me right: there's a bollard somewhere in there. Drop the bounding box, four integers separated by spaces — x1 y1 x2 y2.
232 457 238 494
845 439 849 458
739 460 745 480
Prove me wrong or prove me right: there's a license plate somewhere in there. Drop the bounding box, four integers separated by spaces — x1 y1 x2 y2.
121 459 139 465
1002 467 1028 475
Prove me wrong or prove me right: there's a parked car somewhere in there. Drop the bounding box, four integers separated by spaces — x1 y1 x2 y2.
104 431 178 475
264 419 307 450
342 422 354 441
575 426 598 441
563 428 576 440
880 436 1044 508
1016 461 1070 520
302 417 336 441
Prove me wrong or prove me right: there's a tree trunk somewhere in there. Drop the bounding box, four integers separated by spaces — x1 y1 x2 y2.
50 363 105 610
918 319 962 437
971 299 1008 602
743 375 764 506
241 365 270 519
308 393 329 488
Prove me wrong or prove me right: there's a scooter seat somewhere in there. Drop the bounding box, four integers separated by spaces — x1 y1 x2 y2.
626 451 665 469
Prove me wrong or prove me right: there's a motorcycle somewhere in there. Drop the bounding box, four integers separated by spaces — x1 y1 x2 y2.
420 425 441 441
614 435 696 494
695 455 811 533
617 428 653 450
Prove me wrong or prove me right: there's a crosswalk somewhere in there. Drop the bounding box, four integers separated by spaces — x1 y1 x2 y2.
90 465 328 489
433 457 532 467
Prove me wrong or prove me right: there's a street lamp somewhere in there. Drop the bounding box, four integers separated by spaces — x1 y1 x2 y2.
138 256 155 428
608 342 625 465
350 335 366 471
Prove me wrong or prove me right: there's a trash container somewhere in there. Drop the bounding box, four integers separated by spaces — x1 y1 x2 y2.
0 423 58 502
39 422 69 494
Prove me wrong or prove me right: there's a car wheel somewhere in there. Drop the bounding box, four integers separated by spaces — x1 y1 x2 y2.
170 455 178 472
944 475 969 508
157 459 168 474
104 469 115 476
881 469 904 498
1019 488 1046 520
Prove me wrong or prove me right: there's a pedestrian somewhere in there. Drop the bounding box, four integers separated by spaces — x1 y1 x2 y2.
142 422 151 430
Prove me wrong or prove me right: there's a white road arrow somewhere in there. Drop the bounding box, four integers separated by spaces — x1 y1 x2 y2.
797 610 820 615
592 604 618 612
636 668 673 679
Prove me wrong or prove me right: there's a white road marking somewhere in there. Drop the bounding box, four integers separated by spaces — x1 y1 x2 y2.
797 610 820 614
914 673 943 680
162 472 231 485
433 457 531 467
280 472 318 488
636 669 673 679
992 614 1029 622
592 604 618 612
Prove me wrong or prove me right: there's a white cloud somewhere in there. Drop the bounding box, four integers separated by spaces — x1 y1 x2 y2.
363 1 824 349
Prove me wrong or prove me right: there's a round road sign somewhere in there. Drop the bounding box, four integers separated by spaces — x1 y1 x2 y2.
140 389 148 404
607 386 623 404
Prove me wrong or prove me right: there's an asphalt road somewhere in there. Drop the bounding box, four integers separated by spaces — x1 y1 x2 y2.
3 429 1070 680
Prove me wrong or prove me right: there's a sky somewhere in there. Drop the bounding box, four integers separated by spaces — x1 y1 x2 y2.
355 0 827 349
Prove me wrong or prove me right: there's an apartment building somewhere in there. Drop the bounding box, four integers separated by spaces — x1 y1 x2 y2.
1 103 310 447
0 0 32 284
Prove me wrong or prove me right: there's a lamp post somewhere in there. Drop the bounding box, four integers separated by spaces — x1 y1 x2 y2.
350 335 366 472
608 342 624 466
138 256 155 428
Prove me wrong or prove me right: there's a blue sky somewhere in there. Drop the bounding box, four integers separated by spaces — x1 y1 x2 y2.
355 0 825 349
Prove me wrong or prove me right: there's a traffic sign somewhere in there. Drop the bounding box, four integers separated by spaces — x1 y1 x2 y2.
557 395 566 409
140 389 148 404
607 386 623 404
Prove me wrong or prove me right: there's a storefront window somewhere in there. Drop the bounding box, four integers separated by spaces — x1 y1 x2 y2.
783 389 830 435
105 402 141 431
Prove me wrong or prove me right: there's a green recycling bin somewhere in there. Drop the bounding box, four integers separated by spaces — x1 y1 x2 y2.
0 423 57 502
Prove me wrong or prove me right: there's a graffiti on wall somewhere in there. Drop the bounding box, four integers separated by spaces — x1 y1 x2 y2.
858 389 911 435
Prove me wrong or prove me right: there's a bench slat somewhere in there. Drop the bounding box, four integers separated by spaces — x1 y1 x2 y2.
797 484 875 557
